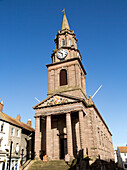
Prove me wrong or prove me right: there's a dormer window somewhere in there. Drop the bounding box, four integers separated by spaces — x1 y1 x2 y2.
61 39 65 46
69 39 71 46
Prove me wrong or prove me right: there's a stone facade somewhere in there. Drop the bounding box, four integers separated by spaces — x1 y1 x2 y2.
33 12 114 162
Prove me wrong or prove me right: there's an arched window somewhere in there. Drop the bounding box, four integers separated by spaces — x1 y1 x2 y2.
61 39 65 46
69 39 71 46
60 69 67 86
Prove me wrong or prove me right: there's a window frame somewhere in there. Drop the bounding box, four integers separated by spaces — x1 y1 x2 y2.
1 124 4 132
69 39 71 46
60 69 68 86
16 129 20 137
61 39 65 46
11 127 15 136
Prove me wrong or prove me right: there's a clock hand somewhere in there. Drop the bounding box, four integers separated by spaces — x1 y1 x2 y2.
60 52 63 56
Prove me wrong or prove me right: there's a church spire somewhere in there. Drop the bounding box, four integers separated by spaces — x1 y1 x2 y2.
61 11 70 30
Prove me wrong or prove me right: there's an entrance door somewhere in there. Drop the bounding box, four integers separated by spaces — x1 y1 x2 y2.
60 138 67 159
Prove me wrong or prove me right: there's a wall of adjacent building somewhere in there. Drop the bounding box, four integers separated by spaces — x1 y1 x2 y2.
0 120 9 151
117 149 127 169
8 124 21 157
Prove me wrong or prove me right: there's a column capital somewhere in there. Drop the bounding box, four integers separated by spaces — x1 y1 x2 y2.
66 111 71 114
79 109 86 116
34 115 41 118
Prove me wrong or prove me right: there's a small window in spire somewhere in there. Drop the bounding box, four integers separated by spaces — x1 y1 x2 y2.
61 39 65 46
69 39 71 46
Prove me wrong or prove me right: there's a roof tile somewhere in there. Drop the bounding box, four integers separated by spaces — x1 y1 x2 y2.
0 112 34 132
118 147 127 153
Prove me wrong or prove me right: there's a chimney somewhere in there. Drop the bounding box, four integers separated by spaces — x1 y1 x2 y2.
0 101 3 112
16 114 21 121
27 119 32 127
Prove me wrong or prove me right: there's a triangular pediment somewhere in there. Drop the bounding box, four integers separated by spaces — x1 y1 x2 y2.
33 93 82 109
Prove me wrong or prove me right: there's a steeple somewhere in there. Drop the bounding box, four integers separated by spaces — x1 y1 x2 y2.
61 12 70 30
46 12 87 98
54 11 78 51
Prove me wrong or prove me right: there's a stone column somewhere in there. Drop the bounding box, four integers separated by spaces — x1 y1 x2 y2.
79 110 85 150
66 112 73 156
35 116 41 159
46 115 52 159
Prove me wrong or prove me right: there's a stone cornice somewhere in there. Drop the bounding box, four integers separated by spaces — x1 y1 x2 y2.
46 57 87 75
56 29 76 36
47 87 87 100
35 106 84 117
51 47 81 58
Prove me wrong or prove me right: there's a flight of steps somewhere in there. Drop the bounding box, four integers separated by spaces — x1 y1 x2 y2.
28 160 70 170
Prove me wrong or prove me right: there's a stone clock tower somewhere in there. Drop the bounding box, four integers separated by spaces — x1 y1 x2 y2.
47 12 87 99
33 12 114 162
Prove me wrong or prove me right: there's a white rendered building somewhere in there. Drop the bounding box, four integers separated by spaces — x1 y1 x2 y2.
117 146 127 170
0 101 35 170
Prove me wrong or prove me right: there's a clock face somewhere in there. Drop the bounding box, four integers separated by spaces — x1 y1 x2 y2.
57 49 68 60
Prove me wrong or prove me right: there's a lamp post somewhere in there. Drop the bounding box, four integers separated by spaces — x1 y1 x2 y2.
9 141 13 170
21 149 24 166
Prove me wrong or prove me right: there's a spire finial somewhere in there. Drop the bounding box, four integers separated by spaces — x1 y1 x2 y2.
61 9 70 30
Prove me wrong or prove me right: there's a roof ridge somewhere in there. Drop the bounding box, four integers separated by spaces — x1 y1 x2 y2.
0 112 34 131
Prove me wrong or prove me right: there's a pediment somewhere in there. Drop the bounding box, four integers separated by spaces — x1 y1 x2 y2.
33 93 81 109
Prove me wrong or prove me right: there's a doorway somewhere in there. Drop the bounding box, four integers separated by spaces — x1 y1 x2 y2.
60 138 67 159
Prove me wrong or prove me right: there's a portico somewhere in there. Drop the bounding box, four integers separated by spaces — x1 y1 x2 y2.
34 94 87 160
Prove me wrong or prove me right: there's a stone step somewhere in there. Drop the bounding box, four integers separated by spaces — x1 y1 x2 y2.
28 160 70 170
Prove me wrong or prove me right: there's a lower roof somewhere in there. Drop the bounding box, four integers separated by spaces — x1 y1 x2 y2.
0 112 34 132
118 147 127 153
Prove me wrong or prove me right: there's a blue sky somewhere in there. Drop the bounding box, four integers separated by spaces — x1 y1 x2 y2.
0 0 127 149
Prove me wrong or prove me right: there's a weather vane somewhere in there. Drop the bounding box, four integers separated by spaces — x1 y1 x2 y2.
61 8 65 13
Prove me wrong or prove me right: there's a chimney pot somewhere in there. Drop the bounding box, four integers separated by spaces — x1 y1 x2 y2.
27 119 32 127
16 114 21 121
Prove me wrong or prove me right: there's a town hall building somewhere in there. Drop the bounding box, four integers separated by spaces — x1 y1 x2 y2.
33 12 114 162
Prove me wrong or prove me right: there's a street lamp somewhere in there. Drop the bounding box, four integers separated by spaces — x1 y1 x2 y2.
9 141 13 170
21 149 24 166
